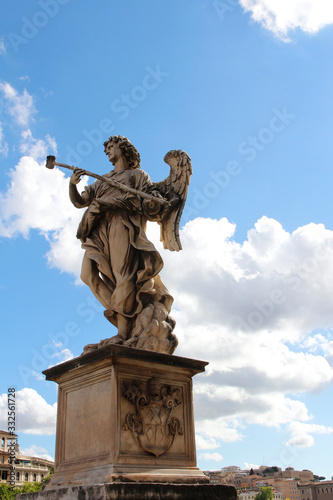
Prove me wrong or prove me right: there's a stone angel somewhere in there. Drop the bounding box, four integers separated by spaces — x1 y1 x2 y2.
66 135 192 355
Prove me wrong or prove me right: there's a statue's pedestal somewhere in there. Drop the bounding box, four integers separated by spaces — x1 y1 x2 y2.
17 345 237 499
48 345 210 486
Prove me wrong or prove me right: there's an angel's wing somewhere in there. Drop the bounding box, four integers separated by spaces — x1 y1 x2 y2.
154 149 192 252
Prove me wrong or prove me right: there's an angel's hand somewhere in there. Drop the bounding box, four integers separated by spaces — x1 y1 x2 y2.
70 168 85 185
151 190 164 199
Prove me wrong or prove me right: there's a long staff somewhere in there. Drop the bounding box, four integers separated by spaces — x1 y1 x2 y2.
45 155 169 206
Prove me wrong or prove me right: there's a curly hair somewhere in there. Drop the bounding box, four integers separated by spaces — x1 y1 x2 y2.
103 135 141 170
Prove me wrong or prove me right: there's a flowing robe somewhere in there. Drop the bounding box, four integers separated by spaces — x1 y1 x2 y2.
75 168 173 328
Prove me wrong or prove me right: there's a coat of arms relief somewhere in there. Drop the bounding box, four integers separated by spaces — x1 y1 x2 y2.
122 377 183 458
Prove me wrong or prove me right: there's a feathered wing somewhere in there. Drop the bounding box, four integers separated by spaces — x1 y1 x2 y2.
154 150 192 251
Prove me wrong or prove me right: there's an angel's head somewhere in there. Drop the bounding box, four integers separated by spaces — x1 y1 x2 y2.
103 135 141 170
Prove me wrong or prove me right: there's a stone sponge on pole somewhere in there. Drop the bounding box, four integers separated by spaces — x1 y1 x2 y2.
45 155 169 205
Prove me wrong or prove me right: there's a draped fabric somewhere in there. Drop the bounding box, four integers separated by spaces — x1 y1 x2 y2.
77 169 173 325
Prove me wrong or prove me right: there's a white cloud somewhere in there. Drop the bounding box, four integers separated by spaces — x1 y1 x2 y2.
0 82 36 126
286 422 333 447
151 217 333 447
51 347 74 365
196 434 220 450
244 462 260 469
31 371 44 381
159 217 333 342
199 452 223 462
239 0 333 41
20 445 54 462
20 129 57 161
0 156 85 277
0 389 56 435
195 416 245 443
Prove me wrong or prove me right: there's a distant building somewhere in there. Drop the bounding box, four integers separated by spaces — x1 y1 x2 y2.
233 474 263 489
239 490 258 500
298 481 333 500
204 465 316 498
278 468 314 482
203 471 226 484
239 489 283 500
0 430 54 486
221 466 242 473
263 477 301 500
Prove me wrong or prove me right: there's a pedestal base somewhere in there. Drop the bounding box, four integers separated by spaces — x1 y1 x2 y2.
41 345 211 488
17 482 237 500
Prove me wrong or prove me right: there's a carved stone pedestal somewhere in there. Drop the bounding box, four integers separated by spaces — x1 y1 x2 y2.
17 345 238 499
45 345 211 488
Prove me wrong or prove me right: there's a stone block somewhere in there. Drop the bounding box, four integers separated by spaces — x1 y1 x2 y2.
41 344 210 488
17 482 237 500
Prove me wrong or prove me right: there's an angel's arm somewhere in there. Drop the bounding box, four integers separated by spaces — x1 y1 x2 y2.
69 168 91 208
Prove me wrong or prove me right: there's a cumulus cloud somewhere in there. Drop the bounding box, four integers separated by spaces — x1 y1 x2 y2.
51 347 74 365
286 422 333 447
0 82 36 126
196 435 220 450
20 129 57 161
199 452 223 462
239 0 333 41
0 389 56 435
0 156 86 277
20 445 54 462
244 462 260 469
150 217 333 450
195 416 245 443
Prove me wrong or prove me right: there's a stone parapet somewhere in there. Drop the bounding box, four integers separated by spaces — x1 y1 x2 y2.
17 482 237 500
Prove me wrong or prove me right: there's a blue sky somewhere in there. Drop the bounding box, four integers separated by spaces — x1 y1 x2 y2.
0 0 333 479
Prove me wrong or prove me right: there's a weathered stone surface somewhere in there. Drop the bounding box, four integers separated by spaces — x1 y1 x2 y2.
64 135 193 354
17 482 237 500
42 345 209 488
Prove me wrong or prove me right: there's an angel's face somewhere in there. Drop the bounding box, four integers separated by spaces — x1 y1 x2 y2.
105 141 122 164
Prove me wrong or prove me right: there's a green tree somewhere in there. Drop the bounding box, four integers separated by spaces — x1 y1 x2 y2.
18 482 43 493
255 486 274 500
262 467 279 476
41 466 54 487
314 476 326 482
0 481 44 499
0 484 17 500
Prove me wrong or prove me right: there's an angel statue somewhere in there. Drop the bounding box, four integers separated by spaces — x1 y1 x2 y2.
67 135 192 355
